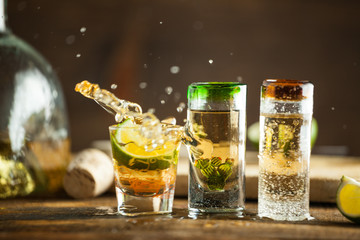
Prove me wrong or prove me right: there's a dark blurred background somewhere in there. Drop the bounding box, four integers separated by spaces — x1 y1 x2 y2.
7 0 360 155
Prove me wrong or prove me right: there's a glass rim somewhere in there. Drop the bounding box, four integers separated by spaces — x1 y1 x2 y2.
189 82 246 88
263 79 312 86
109 124 183 130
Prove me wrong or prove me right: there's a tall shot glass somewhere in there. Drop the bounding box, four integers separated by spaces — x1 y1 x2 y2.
184 82 247 216
258 79 314 221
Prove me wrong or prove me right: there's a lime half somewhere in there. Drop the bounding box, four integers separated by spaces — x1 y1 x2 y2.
110 119 180 170
336 175 360 224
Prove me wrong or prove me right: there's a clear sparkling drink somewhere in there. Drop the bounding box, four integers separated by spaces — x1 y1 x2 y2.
185 82 246 216
258 79 314 221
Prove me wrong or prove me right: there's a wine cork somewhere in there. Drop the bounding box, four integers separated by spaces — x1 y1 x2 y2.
63 148 114 199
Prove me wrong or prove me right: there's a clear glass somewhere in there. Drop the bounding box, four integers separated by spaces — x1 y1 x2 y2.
0 0 70 198
184 82 246 216
258 79 314 221
109 124 181 216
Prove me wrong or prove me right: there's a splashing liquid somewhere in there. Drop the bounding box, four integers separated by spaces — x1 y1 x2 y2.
75 81 183 206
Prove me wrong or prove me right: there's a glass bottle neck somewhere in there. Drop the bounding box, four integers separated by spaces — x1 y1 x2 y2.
0 0 7 32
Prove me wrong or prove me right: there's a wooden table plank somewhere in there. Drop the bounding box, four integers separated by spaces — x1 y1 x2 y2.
1 194 359 240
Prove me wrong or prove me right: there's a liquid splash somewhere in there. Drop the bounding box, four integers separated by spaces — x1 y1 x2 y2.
75 80 182 152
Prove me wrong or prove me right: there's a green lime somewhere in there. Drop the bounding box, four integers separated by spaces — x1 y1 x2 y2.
311 118 318 148
247 121 260 150
110 119 179 170
336 176 360 224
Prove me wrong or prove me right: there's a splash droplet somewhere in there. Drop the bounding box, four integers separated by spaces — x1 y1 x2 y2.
237 76 243 82
230 52 234 56
331 107 335 111
111 84 117 89
139 82 147 89
209 59 213 64
76 53 81 58
160 21 163 24
144 64 148 69
160 100 166 104
65 35 75 45
148 108 155 114
176 102 186 113
165 86 173 95
80 27 87 33
179 102 186 108
170 66 180 74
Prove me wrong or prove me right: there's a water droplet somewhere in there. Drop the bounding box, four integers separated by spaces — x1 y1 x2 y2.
76 53 81 58
176 102 186 113
111 84 117 89
183 119 187 123
230 52 234 56
170 66 180 74
179 102 186 108
160 100 166 104
331 107 335 111
17 2 27 11
165 86 173 95
148 108 155 113
343 124 347 130
159 21 163 24
65 35 75 45
237 76 243 82
173 92 181 102
80 27 87 33
209 59 213 64
144 64 148 69
139 82 147 89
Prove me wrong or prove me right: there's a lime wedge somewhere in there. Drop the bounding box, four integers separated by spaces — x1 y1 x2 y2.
110 119 179 170
336 175 360 224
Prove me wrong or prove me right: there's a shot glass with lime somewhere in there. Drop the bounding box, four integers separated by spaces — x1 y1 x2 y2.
109 119 182 216
75 80 182 216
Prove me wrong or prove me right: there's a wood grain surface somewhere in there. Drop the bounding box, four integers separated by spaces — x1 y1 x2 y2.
1 194 359 240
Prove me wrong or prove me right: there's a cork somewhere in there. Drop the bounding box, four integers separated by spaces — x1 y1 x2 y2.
63 148 114 199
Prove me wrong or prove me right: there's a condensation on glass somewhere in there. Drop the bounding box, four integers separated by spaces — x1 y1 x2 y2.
258 79 314 221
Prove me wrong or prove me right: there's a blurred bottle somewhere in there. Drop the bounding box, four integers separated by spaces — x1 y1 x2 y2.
0 0 71 198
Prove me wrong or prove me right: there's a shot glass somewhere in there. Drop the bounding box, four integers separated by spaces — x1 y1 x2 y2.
258 79 314 221
184 82 247 216
109 122 182 216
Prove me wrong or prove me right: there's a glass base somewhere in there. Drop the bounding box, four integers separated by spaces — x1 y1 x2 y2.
116 187 175 216
258 198 313 221
188 207 244 219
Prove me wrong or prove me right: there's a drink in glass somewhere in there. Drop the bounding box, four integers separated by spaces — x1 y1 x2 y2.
75 81 182 216
258 79 314 221
184 82 247 216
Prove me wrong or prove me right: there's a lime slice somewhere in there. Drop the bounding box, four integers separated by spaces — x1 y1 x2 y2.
110 119 179 170
336 175 360 224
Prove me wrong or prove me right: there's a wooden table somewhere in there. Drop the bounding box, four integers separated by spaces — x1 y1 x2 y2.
1 194 359 240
